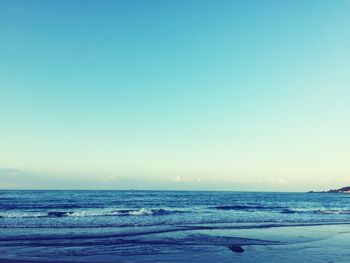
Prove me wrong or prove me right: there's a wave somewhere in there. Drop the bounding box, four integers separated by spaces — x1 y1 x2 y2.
280 209 350 215
0 208 181 219
212 205 278 211
212 205 350 215
0 212 47 218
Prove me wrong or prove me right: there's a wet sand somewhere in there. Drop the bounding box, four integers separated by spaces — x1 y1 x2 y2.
1 224 350 262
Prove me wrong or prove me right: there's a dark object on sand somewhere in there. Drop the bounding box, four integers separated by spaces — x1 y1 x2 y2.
229 245 244 253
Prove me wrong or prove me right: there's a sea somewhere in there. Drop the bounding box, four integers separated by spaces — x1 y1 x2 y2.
0 190 350 262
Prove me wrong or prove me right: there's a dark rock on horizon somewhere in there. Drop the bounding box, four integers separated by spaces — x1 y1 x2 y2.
308 186 350 193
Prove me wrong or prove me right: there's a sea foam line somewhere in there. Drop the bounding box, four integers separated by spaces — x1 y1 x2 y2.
0 208 180 218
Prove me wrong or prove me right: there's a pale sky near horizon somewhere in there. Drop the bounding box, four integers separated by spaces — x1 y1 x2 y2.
0 0 349 191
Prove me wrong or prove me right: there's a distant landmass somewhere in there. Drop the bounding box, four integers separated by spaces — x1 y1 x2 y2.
308 186 350 193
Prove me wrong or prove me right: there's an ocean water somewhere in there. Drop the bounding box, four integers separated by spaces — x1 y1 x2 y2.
1 190 350 262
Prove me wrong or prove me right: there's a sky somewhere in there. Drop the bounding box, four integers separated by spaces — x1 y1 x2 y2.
0 0 349 191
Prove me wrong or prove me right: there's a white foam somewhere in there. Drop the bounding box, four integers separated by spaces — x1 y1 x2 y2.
0 212 47 218
127 208 153 216
67 208 154 217
0 208 166 218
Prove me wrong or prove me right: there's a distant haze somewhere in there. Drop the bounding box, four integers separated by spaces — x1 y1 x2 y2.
0 0 349 191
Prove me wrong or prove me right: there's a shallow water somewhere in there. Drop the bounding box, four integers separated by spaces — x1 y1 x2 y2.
0 190 350 261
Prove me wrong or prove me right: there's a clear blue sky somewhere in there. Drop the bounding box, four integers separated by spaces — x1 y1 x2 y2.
0 0 349 191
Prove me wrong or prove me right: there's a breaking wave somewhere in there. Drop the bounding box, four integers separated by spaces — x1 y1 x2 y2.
0 208 182 219
280 209 350 215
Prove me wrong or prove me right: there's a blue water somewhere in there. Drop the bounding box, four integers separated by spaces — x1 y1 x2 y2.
0 190 350 261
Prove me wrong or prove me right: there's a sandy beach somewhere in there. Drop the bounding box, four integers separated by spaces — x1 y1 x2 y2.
1 224 349 263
